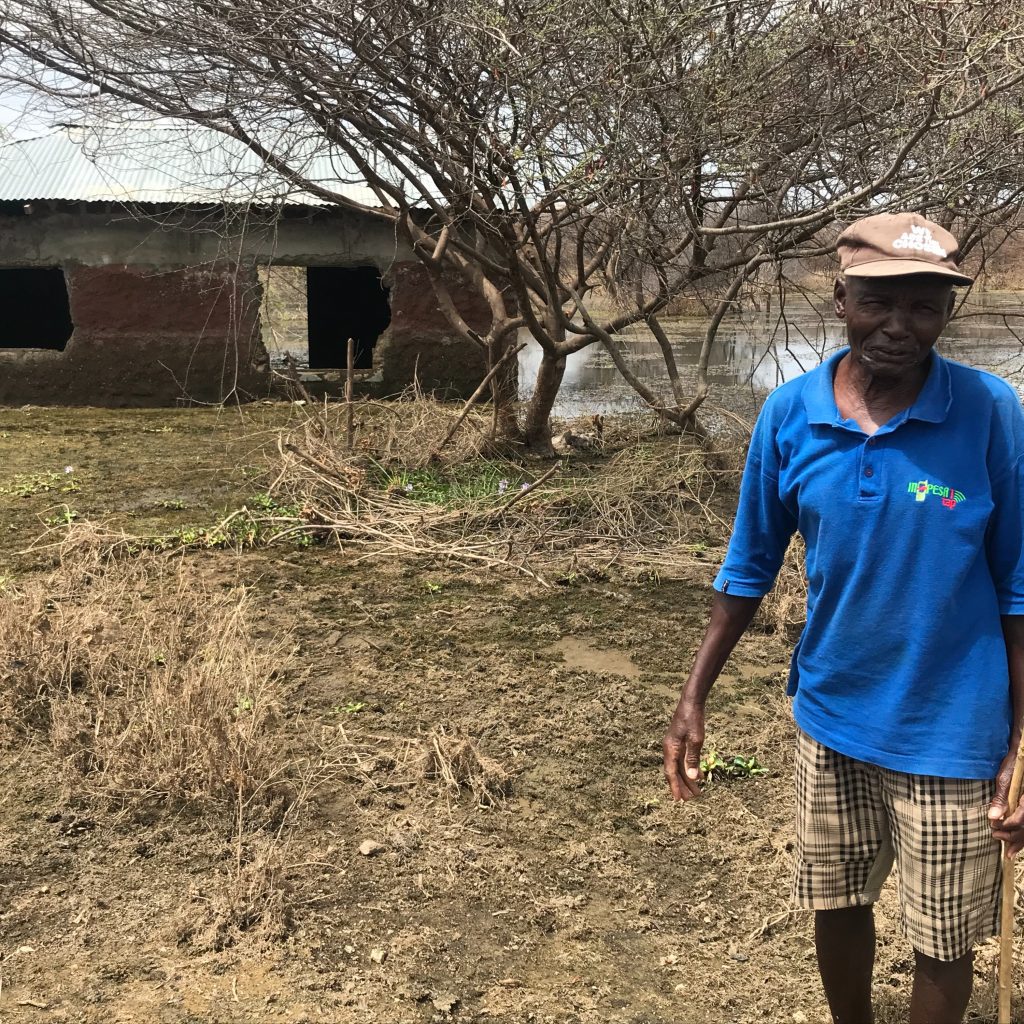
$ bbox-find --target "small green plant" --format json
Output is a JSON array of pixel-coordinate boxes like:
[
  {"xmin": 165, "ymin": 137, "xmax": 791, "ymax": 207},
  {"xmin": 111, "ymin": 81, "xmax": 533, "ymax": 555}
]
[
  {"xmin": 330, "ymin": 701, "xmax": 368, "ymax": 715},
  {"xmin": 700, "ymin": 751, "xmax": 768, "ymax": 783},
  {"xmin": 235, "ymin": 695, "xmax": 255, "ymax": 714},
  {"xmin": 159, "ymin": 498, "xmax": 189, "ymax": 510},
  {"xmin": 247, "ymin": 493, "xmax": 302, "ymax": 517},
  {"xmin": 1, "ymin": 472, "xmax": 62, "ymax": 497},
  {"xmin": 424, "ymin": 580, "xmax": 443, "ymax": 594},
  {"xmin": 554, "ymin": 565, "xmax": 608, "ymax": 587},
  {"xmin": 639, "ymin": 796, "xmax": 660, "ymax": 814},
  {"xmin": 149, "ymin": 495, "xmax": 310, "ymax": 551},
  {"xmin": 44, "ymin": 507, "xmax": 81, "ymax": 527}
]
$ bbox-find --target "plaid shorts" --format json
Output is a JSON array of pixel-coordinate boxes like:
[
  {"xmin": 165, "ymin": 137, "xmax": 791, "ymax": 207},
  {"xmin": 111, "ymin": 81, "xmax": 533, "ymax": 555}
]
[{"xmin": 792, "ymin": 729, "xmax": 1002, "ymax": 961}]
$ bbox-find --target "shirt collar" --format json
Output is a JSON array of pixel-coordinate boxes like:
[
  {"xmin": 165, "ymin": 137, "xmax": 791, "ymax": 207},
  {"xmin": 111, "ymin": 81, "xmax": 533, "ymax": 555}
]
[{"xmin": 803, "ymin": 348, "xmax": 952, "ymax": 428}]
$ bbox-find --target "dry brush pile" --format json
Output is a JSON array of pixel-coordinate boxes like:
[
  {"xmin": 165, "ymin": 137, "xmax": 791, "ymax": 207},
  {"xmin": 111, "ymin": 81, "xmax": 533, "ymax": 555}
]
[{"xmin": 255, "ymin": 392, "xmax": 739, "ymax": 585}]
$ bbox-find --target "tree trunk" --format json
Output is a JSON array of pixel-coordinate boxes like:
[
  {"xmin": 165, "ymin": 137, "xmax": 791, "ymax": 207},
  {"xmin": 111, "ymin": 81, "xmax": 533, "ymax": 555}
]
[{"xmin": 523, "ymin": 351, "xmax": 566, "ymax": 453}]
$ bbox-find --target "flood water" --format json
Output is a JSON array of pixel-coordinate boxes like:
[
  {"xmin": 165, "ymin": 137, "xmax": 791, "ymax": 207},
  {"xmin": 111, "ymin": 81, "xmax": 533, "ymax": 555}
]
[{"xmin": 521, "ymin": 294, "xmax": 1024, "ymax": 418}]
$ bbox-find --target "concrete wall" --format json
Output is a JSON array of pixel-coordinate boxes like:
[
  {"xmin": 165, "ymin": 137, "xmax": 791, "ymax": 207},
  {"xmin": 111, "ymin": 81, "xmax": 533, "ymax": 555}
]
[
  {"xmin": 0, "ymin": 203, "xmax": 414, "ymax": 268},
  {"xmin": 0, "ymin": 203, "xmax": 490, "ymax": 404}
]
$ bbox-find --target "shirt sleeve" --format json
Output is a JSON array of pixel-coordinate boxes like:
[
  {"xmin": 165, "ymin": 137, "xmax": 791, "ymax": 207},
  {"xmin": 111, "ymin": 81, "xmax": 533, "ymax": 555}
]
[
  {"xmin": 983, "ymin": 382, "xmax": 1024, "ymax": 615},
  {"xmin": 987, "ymin": 453, "xmax": 1024, "ymax": 615},
  {"xmin": 713, "ymin": 402, "xmax": 797, "ymax": 598}
]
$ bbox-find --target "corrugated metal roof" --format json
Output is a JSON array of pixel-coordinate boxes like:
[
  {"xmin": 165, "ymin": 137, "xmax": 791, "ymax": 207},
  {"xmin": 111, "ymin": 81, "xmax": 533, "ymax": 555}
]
[{"xmin": 0, "ymin": 125, "xmax": 382, "ymax": 208}]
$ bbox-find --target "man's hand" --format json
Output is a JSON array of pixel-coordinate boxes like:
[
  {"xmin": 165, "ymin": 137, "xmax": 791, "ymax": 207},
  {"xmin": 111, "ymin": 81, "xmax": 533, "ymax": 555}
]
[
  {"xmin": 662, "ymin": 593, "xmax": 762, "ymax": 803},
  {"xmin": 663, "ymin": 698, "xmax": 705, "ymax": 801},
  {"xmin": 988, "ymin": 739, "xmax": 1024, "ymax": 857}
]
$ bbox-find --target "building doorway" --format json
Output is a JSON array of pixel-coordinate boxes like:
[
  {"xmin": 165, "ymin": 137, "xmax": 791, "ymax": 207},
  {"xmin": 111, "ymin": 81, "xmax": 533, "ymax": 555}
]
[{"xmin": 306, "ymin": 266, "xmax": 391, "ymax": 370}]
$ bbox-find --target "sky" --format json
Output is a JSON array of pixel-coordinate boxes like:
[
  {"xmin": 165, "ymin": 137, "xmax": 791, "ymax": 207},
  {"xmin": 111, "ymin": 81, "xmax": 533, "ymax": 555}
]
[{"xmin": 0, "ymin": 84, "xmax": 61, "ymax": 139}]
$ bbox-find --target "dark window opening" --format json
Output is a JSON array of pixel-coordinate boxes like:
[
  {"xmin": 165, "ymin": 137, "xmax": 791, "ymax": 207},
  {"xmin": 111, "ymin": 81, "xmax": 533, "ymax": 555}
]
[
  {"xmin": 0, "ymin": 268, "xmax": 74, "ymax": 350},
  {"xmin": 306, "ymin": 266, "xmax": 390, "ymax": 370}
]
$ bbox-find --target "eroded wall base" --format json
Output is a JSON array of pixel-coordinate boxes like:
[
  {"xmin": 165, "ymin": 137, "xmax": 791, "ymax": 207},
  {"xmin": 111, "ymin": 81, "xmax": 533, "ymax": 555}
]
[{"xmin": 0, "ymin": 264, "xmax": 268, "ymax": 406}]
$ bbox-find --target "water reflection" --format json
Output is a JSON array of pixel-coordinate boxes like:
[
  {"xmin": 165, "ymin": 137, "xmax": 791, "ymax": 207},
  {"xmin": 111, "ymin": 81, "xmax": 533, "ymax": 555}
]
[{"xmin": 520, "ymin": 303, "xmax": 1024, "ymax": 417}]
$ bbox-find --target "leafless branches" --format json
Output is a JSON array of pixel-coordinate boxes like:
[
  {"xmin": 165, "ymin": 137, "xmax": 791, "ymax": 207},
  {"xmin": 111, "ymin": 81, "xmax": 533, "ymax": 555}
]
[{"xmin": 2, "ymin": 0, "xmax": 1024, "ymax": 444}]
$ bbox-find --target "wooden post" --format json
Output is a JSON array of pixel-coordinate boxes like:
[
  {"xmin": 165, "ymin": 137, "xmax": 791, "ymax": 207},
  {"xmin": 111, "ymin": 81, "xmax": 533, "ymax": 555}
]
[
  {"xmin": 346, "ymin": 337, "xmax": 355, "ymax": 451},
  {"xmin": 998, "ymin": 730, "xmax": 1024, "ymax": 1023}
]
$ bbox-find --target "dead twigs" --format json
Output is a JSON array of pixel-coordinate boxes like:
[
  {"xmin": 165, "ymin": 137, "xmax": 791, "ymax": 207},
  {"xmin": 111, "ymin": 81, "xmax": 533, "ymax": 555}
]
[
  {"xmin": 327, "ymin": 724, "xmax": 513, "ymax": 808},
  {"xmin": 497, "ymin": 459, "xmax": 561, "ymax": 513}
]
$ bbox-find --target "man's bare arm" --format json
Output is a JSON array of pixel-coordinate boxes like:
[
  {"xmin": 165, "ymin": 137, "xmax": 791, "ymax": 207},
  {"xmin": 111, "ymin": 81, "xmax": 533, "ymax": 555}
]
[{"xmin": 663, "ymin": 591, "xmax": 763, "ymax": 801}]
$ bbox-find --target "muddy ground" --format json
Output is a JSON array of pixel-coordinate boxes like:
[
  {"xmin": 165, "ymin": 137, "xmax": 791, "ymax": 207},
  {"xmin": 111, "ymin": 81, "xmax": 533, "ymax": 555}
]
[{"xmin": 0, "ymin": 405, "xmax": 1015, "ymax": 1023}]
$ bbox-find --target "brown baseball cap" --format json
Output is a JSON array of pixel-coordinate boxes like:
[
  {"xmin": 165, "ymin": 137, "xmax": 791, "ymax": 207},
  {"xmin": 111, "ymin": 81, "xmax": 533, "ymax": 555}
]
[{"xmin": 837, "ymin": 212, "xmax": 973, "ymax": 285}]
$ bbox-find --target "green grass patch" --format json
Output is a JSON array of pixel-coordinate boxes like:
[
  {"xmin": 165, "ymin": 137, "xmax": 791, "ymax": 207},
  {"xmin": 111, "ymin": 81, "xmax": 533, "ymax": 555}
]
[
  {"xmin": 372, "ymin": 461, "xmax": 527, "ymax": 507},
  {"xmin": 149, "ymin": 493, "xmax": 310, "ymax": 551},
  {"xmin": 1, "ymin": 471, "xmax": 80, "ymax": 497}
]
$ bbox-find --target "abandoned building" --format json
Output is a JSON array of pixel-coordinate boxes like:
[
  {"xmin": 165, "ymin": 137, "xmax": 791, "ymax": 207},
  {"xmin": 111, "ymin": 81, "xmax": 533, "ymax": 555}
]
[{"xmin": 0, "ymin": 125, "xmax": 490, "ymax": 405}]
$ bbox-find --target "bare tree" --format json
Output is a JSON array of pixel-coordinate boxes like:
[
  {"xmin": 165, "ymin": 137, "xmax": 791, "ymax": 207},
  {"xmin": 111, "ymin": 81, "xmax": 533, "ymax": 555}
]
[{"xmin": 2, "ymin": 0, "xmax": 1024, "ymax": 449}]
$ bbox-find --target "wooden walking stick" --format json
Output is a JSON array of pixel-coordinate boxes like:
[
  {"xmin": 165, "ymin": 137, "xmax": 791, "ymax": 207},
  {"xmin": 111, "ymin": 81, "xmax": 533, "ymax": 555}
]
[{"xmin": 998, "ymin": 730, "xmax": 1024, "ymax": 1024}]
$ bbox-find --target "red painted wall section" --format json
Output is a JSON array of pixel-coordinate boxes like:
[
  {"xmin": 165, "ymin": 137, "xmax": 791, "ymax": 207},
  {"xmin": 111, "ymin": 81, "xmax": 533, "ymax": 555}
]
[
  {"xmin": 0, "ymin": 264, "xmax": 269, "ymax": 406},
  {"xmin": 376, "ymin": 261, "xmax": 490, "ymax": 397}
]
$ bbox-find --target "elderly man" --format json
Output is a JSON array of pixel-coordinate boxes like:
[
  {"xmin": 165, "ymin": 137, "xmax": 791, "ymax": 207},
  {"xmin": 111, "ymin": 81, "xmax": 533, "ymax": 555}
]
[{"xmin": 663, "ymin": 212, "xmax": 1024, "ymax": 1024}]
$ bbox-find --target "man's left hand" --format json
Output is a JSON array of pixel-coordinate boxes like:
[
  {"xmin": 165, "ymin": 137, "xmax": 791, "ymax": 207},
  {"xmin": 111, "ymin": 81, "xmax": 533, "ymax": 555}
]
[{"xmin": 989, "ymin": 741, "xmax": 1024, "ymax": 857}]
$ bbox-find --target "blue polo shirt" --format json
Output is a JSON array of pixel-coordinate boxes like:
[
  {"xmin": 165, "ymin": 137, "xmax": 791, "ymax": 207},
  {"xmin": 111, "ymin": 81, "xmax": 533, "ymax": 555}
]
[{"xmin": 715, "ymin": 349, "xmax": 1024, "ymax": 779}]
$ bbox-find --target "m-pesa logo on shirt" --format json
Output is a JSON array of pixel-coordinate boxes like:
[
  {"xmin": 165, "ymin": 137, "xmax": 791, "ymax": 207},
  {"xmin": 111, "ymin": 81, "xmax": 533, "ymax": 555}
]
[{"xmin": 907, "ymin": 479, "xmax": 965, "ymax": 509}]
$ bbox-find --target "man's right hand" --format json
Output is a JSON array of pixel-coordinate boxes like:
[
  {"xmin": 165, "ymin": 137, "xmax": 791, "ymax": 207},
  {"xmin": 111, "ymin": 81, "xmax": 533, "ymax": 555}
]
[
  {"xmin": 662, "ymin": 593, "xmax": 762, "ymax": 803},
  {"xmin": 663, "ymin": 698, "xmax": 706, "ymax": 801}
]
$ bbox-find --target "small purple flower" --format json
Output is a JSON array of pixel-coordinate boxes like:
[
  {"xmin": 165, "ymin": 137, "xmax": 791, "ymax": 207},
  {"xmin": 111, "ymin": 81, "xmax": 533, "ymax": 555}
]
[
  {"xmin": 64, "ymin": 466, "xmax": 74, "ymax": 474},
  {"xmin": 520, "ymin": 482, "xmax": 530, "ymax": 491},
  {"xmin": 404, "ymin": 482, "xmax": 414, "ymax": 492},
  {"xmin": 497, "ymin": 479, "xmax": 509, "ymax": 494}
]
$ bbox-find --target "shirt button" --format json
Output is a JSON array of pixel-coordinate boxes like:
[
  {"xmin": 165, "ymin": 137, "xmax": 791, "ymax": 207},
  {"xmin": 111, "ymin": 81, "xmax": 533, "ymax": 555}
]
[
  {"xmin": 864, "ymin": 466, "xmax": 874, "ymax": 478},
  {"xmin": 868, "ymin": 438, "xmax": 876, "ymax": 446}
]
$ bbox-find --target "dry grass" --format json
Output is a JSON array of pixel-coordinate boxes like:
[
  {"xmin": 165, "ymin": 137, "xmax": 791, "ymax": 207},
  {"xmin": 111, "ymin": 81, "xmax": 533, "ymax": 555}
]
[
  {"xmin": 325, "ymin": 724, "xmax": 514, "ymax": 809},
  {"xmin": 287, "ymin": 381, "xmax": 497, "ymax": 471},
  {"xmin": 176, "ymin": 836, "xmax": 294, "ymax": 951},
  {"xmin": 423, "ymin": 727, "xmax": 513, "ymax": 807},
  {"xmin": 0, "ymin": 537, "xmax": 292, "ymax": 821},
  {"xmin": 0, "ymin": 535, "xmax": 305, "ymax": 947}
]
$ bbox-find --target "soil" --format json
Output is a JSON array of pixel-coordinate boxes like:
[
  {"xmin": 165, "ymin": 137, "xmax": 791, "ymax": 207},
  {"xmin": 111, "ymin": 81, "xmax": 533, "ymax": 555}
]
[{"xmin": 0, "ymin": 406, "xmax": 1011, "ymax": 1023}]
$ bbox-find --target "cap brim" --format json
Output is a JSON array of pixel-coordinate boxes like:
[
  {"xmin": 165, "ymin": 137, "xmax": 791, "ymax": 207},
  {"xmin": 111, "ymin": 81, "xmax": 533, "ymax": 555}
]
[{"xmin": 845, "ymin": 258, "xmax": 972, "ymax": 286}]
